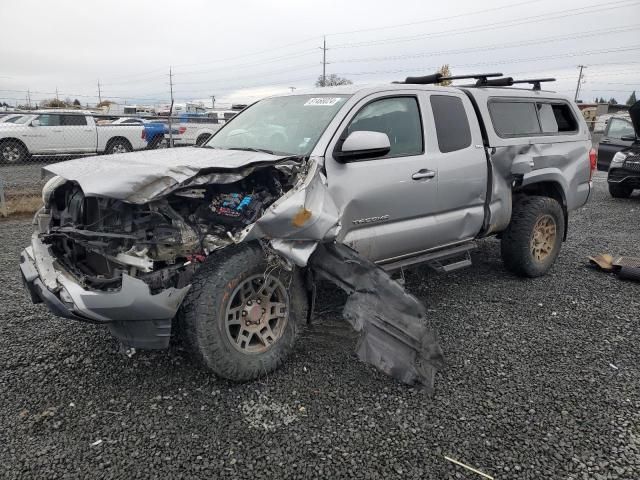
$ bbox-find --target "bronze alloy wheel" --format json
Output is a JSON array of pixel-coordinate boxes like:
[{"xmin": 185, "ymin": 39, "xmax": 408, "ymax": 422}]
[
  {"xmin": 225, "ymin": 274, "xmax": 289, "ymax": 354},
  {"xmin": 530, "ymin": 214, "xmax": 557, "ymax": 262}
]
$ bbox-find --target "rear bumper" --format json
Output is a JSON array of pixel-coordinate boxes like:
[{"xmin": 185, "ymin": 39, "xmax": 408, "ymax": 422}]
[{"xmin": 20, "ymin": 235, "xmax": 191, "ymax": 349}]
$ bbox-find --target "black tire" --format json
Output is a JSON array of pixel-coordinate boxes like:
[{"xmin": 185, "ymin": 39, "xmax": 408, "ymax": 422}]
[
  {"xmin": 196, "ymin": 134, "xmax": 212, "ymax": 146},
  {"xmin": 501, "ymin": 195, "xmax": 565, "ymax": 278},
  {"xmin": 0, "ymin": 140, "xmax": 28, "ymax": 164},
  {"xmin": 180, "ymin": 243, "xmax": 307, "ymax": 381},
  {"xmin": 106, "ymin": 138, "xmax": 132, "ymax": 155},
  {"xmin": 608, "ymin": 183, "xmax": 633, "ymax": 198}
]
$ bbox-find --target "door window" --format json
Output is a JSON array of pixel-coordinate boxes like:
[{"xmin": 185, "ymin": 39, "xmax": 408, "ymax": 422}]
[
  {"xmin": 61, "ymin": 115, "xmax": 87, "ymax": 126},
  {"xmin": 430, "ymin": 95, "xmax": 472, "ymax": 153},
  {"xmin": 607, "ymin": 118, "xmax": 635, "ymax": 139},
  {"xmin": 38, "ymin": 114, "xmax": 62, "ymax": 126},
  {"xmin": 346, "ymin": 97, "xmax": 423, "ymax": 157}
]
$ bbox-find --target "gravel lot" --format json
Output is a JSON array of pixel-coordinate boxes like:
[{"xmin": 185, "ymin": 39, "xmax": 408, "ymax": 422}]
[{"xmin": 1, "ymin": 172, "xmax": 639, "ymax": 479}]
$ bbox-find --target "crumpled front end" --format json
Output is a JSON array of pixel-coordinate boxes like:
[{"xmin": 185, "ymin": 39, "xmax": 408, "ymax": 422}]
[{"xmin": 21, "ymin": 152, "xmax": 442, "ymax": 388}]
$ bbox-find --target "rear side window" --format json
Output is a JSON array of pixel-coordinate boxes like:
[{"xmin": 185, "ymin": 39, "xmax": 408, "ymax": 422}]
[
  {"xmin": 430, "ymin": 95, "xmax": 472, "ymax": 153},
  {"xmin": 537, "ymin": 103, "xmax": 577, "ymax": 133},
  {"xmin": 62, "ymin": 115, "xmax": 87, "ymax": 126},
  {"xmin": 347, "ymin": 96, "xmax": 423, "ymax": 157},
  {"xmin": 489, "ymin": 101, "xmax": 540, "ymax": 136},
  {"xmin": 38, "ymin": 114, "xmax": 61, "ymax": 126}
]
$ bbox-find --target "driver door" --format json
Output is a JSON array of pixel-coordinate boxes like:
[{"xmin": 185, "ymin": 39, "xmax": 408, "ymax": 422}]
[{"xmin": 324, "ymin": 92, "xmax": 440, "ymax": 263}]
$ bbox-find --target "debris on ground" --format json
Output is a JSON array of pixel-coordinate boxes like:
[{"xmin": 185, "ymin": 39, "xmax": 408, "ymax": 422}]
[
  {"xmin": 444, "ymin": 456, "xmax": 494, "ymax": 479},
  {"xmin": 308, "ymin": 243, "xmax": 444, "ymax": 392},
  {"xmin": 588, "ymin": 254, "xmax": 640, "ymax": 281}
]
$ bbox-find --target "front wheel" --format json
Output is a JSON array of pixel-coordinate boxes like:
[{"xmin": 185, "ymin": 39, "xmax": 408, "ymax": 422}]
[
  {"xmin": 608, "ymin": 183, "xmax": 633, "ymax": 198},
  {"xmin": 180, "ymin": 244, "xmax": 307, "ymax": 381},
  {"xmin": 0, "ymin": 141, "xmax": 28, "ymax": 164},
  {"xmin": 501, "ymin": 196, "xmax": 565, "ymax": 278}
]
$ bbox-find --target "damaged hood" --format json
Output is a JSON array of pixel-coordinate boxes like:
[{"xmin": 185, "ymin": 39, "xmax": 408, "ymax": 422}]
[{"xmin": 44, "ymin": 147, "xmax": 296, "ymax": 203}]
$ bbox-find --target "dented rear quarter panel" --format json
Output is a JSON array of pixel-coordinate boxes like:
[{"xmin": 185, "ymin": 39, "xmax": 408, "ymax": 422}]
[{"xmin": 466, "ymin": 88, "xmax": 591, "ymax": 234}]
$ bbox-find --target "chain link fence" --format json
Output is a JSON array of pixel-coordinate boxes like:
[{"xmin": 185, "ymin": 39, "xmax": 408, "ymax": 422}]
[{"xmin": 0, "ymin": 109, "xmax": 240, "ymax": 216}]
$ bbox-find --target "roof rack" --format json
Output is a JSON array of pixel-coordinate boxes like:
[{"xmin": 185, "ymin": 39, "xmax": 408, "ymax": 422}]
[
  {"xmin": 395, "ymin": 72, "xmax": 503, "ymax": 85},
  {"xmin": 470, "ymin": 77, "xmax": 556, "ymax": 90}
]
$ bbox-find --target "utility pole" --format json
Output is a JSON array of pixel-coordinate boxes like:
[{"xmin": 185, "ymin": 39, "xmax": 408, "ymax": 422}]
[
  {"xmin": 574, "ymin": 65, "xmax": 586, "ymax": 102},
  {"xmin": 321, "ymin": 36, "xmax": 327, "ymax": 87},
  {"xmin": 289, "ymin": 86, "xmax": 296, "ymax": 93},
  {"xmin": 211, "ymin": 95, "xmax": 215, "ymax": 109},
  {"xmin": 168, "ymin": 66, "xmax": 174, "ymax": 148},
  {"xmin": 55, "ymin": 87, "xmax": 59, "ymax": 101},
  {"xmin": 97, "ymin": 80, "xmax": 102, "ymax": 105}
]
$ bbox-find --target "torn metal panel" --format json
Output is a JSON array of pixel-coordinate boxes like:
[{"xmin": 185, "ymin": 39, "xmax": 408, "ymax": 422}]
[
  {"xmin": 240, "ymin": 158, "xmax": 341, "ymax": 266},
  {"xmin": 308, "ymin": 243, "xmax": 444, "ymax": 392},
  {"xmin": 44, "ymin": 148, "xmax": 301, "ymax": 203}
]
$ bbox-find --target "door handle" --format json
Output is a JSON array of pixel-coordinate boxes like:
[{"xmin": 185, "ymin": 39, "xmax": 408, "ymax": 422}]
[
  {"xmin": 600, "ymin": 138, "xmax": 610, "ymax": 143},
  {"xmin": 53, "ymin": 129, "xmax": 63, "ymax": 132},
  {"xmin": 412, "ymin": 169, "xmax": 436, "ymax": 180}
]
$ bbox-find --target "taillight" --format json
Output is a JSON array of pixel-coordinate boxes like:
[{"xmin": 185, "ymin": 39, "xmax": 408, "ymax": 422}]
[
  {"xmin": 589, "ymin": 147, "xmax": 597, "ymax": 180},
  {"xmin": 141, "ymin": 129, "xmax": 146, "ymax": 140},
  {"xmin": 178, "ymin": 126, "xmax": 187, "ymax": 134}
]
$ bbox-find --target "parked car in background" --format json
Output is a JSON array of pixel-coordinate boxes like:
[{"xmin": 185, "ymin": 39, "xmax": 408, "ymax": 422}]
[
  {"xmin": 167, "ymin": 110, "xmax": 239, "ymax": 146},
  {"xmin": 597, "ymin": 115, "xmax": 635, "ymax": 170},
  {"xmin": 607, "ymin": 101, "xmax": 640, "ymax": 197},
  {"xmin": 0, "ymin": 110, "xmax": 146, "ymax": 163}
]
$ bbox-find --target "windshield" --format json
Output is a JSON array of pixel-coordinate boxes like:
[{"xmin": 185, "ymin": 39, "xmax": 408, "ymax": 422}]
[{"xmin": 205, "ymin": 94, "xmax": 350, "ymax": 156}]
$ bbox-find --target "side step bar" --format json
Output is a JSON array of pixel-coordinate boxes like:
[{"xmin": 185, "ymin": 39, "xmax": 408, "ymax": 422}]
[{"xmin": 380, "ymin": 242, "xmax": 476, "ymax": 273}]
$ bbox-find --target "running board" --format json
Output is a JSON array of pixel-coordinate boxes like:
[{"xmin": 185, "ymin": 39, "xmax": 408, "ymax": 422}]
[{"xmin": 381, "ymin": 242, "xmax": 476, "ymax": 273}]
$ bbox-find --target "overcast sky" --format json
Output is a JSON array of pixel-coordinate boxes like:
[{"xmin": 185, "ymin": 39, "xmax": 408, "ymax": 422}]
[{"xmin": 1, "ymin": 0, "xmax": 639, "ymax": 108}]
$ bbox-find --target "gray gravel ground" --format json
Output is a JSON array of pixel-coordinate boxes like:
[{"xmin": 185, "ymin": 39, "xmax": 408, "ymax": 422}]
[{"xmin": 1, "ymin": 172, "xmax": 639, "ymax": 479}]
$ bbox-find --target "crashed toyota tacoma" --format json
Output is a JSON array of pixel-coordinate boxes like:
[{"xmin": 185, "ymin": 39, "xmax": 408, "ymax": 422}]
[{"xmin": 20, "ymin": 73, "xmax": 594, "ymax": 390}]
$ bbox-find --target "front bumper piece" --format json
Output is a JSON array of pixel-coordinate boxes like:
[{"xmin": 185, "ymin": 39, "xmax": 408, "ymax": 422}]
[{"xmin": 19, "ymin": 234, "xmax": 190, "ymax": 349}]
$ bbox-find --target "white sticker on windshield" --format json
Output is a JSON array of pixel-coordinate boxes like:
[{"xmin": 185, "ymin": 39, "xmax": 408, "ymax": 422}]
[{"xmin": 304, "ymin": 97, "xmax": 342, "ymax": 106}]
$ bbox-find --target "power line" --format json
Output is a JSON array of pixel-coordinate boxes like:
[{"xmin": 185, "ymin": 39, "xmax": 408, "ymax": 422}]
[
  {"xmin": 331, "ymin": 0, "xmax": 640, "ymax": 49},
  {"xmin": 332, "ymin": 24, "xmax": 640, "ymax": 64},
  {"xmin": 324, "ymin": 0, "xmax": 544, "ymax": 37}
]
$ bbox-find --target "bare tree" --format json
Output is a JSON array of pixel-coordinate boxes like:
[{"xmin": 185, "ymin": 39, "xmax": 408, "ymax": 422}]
[
  {"xmin": 437, "ymin": 65, "xmax": 452, "ymax": 86},
  {"xmin": 316, "ymin": 74, "xmax": 353, "ymax": 87}
]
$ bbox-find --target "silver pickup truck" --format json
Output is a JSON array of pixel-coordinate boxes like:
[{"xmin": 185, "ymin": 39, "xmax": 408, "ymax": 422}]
[{"xmin": 20, "ymin": 73, "xmax": 595, "ymax": 386}]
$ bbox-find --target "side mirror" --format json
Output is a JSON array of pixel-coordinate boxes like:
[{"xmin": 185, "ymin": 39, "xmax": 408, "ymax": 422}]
[
  {"xmin": 30, "ymin": 119, "xmax": 40, "ymax": 127},
  {"xmin": 621, "ymin": 134, "xmax": 637, "ymax": 142},
  {"xmin": 334, "ymin": 130, "xmax": 391, "ymax": 161}
]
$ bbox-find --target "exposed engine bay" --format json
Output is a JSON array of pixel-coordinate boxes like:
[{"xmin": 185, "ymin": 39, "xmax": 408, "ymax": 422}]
[{"xmin": 42, "ymin": 166, "xmax": 295, "ymax": 292}]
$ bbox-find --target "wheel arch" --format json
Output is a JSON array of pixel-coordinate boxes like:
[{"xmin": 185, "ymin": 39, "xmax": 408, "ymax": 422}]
[
  {"xmin": 0, "ymin": 137, "xmax": 29, "ymax": 152},
  {"xmin": 105, "ymin": 136, "xmax": 133, "ymax": 152}
]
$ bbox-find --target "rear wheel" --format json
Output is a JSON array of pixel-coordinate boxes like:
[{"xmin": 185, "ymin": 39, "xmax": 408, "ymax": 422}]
[
  {"xmin": 106, "ymin": 138, "xmax": 132, "ymax": 155},
  {"xmin": 180, "ymin": 244, "xmax": 307, "ymax": 381},
  {"xmin": 0, "ymin": 141, "xmax": 27, "ymax": 164},
  {"xmin": 608, "ymin": 183, "xmax": 633, "ymax": 198},
  {"xmin": 501, "ymin": 195, "xmax": 565, "ymax": 277}
]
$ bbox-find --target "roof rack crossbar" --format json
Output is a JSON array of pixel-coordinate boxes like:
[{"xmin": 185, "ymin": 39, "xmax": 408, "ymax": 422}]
[
  {"xmin": 511, "ymin": 78, "xmax": 556, "ymax": 91},
  {"xmin": 398, "ymin": 72, "xmax": 503, "ymax": 85}
]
